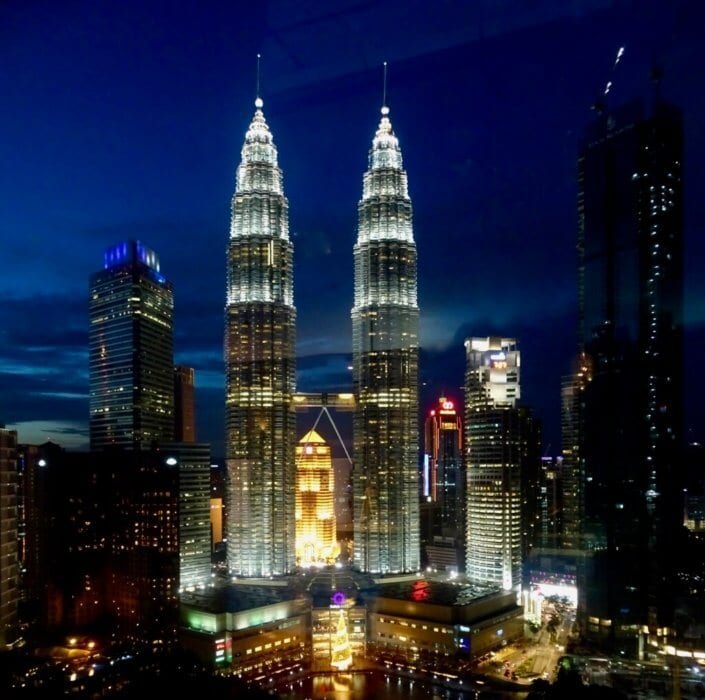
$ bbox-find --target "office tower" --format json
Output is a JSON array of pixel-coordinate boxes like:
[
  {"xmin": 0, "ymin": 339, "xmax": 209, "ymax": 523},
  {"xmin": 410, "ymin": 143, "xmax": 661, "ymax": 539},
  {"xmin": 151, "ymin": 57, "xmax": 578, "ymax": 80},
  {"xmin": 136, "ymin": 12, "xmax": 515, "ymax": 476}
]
[
  {"xmin": 89, "ymin": 240, "xmax": 175, "ymax": 450},
  {"xmin": 0, "ymin": 427, "xmax": 20, "ymax": 648},
  {"xmin": 174, "ymin": 366, "xmax": 196, "ymax": 442},
  {"xmin": 110, "ymin": 448, "xmax": 180, "ymax": 646},
  {"xmin": 538, "ymin": 456, "xmax": 563, "ymax": 548},
  {"xmin": 464, "ymin": 337, "xmax": 539, "ymax": 592},
  {"xmin": 16, "ymin": 444, "xmax": 47, "ymax": 628},
  {"xmin": 225, "ymin": 95, "xmax": 296, "ymax": 577},
  {"xmin": 578, "ymin": 98, "xmax": 684, "ymax": 649},
  {"xmin": 421, "ymin": 396, "xmax": 464, "ymax": 572},
  {"xmin": 295, "ymin": 430, "xmax": 339, "ymax": 567},
  {"xmin": 162, "ymin": 443, "xmax": 212, "ymax": 590},
  {"xmin": 560, "ymin": 355, "xmax": 590, "ymax": 550},
  {"xmin": 352, "ymin": 97, "xmax": 420, "ymax": 574}
]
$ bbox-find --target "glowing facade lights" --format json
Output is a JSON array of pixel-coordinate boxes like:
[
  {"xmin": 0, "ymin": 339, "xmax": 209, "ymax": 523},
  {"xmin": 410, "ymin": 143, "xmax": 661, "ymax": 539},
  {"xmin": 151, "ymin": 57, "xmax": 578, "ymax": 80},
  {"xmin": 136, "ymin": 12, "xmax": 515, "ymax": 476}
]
[
  {"xmin": 295, "ymin": 430, "xmax": 340, "ymax": 567},
  {"xmin": 464, "ymin": 337, "xmax": 524, "ymax": 592},
  {"xmin": 352, "ymin": 102, "xmax": 420, "ymax": 574},
  {"xmin": 225, "ymin": 98, "xmax": 296, "ymax": 577}
]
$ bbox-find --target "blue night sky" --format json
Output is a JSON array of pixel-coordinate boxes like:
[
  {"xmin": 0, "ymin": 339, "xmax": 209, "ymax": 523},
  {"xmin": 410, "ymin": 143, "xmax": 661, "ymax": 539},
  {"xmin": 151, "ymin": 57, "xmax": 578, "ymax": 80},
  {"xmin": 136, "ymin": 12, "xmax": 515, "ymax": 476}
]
[{"xmin": 2, "ymin": 0, "xmax": 704, "ymax": 457}]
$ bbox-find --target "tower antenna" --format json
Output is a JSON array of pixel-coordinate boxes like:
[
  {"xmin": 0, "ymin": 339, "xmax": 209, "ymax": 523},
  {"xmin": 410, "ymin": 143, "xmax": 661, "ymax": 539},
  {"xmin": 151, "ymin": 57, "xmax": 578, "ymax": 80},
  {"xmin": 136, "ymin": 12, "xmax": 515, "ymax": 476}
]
[
  {"xmin": 255, "ymin": 53, "xmax": 263, "ymax": 108},
  {"xmin": 382, "ymin": 61, "xmax": 389, "ymax": 114}
]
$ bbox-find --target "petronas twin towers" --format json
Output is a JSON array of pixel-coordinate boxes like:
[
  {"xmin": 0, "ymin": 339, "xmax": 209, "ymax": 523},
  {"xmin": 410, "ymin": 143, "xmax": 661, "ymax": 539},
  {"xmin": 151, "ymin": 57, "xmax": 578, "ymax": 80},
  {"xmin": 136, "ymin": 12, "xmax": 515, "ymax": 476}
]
[{"xmin": 225, "ymin": 89, "xmax": 419, "ymax": 577}]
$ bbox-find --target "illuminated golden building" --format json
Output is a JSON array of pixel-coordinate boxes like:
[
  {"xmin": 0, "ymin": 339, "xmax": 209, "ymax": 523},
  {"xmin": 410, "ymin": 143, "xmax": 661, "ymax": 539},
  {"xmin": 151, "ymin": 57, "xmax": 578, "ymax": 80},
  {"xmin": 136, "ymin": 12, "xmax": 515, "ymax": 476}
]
[{"xmin": 295, "ymin": 430, "xmax": 339, "ymax": 567}]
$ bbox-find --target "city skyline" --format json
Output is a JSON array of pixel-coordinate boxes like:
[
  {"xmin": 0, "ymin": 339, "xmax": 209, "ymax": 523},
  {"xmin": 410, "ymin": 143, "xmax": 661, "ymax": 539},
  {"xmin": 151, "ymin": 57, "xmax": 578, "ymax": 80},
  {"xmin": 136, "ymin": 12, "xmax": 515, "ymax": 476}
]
[{"xmin": 3, "ymin": 1, "xmax": 705, "ymax": 457}]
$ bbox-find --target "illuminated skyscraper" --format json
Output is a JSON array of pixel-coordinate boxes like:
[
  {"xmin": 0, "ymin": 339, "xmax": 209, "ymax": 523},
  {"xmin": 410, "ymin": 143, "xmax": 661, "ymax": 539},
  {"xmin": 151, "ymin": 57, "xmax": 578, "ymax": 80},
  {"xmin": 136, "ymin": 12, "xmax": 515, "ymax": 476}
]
[
  {"xmin": 578, "ymin": 99, "xmax": 683, "ymax": 649},
  {"xmin": 225, "ymin": 95, "xmax": 296, "ymax": 577},
  {"xmin": 352, "ymin": 97, "xmax": 420, "ymax": 573},
  {"xmin": 421, "ymin": 396, "xmax": 464, "ymax": 572},
  {"xmin": 295, "ymin": 430, "xmax": 339, "ymax": 567},
  {"xmin": 89, "ymin": 240, "xmax": 174, "ymax": 450},
  {"xmin": 464, "ymin": 337, "xmax": 539, "ymax": 592}
]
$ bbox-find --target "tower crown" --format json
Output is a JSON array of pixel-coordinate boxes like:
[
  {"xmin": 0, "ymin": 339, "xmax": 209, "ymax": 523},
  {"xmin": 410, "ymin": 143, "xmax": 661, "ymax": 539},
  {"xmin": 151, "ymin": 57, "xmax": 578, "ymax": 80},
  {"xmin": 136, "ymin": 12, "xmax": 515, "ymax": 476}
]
[
  {"xmin": 233, "ymin": 99, "xmax": 285, "ymax": 202},
  {"xmin": 369, "ymin": 107, "xmax": 403, "ymax": 171}
]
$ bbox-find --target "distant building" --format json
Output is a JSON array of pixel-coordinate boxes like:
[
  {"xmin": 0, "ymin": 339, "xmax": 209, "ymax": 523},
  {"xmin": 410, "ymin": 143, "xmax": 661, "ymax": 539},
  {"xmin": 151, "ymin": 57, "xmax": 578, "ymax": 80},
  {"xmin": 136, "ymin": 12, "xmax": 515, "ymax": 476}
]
[
  {"xmin": 352, "ymin": 99, "xmax": 420, "ymax": 574},
  {"xmin": 89, "ymin": 240, "xmax": 175, "ymax": 450},
  {"xmin": 174, "ymin": 366, "xmax": 196, "ymax": 442},
  {"xmin": 162, "ymin": 443, "xmax": 212, "ymax": 590},
  {"xmin": 560, "ymin": 356, "xmax": 590, "ymax": 549},
  {"xmin": 464, "ymin": 337, "xmax": 540, "ymax": 592},
  {"xmin": 0, "ymin": 427, "xmax": 20, "ymax": 648},
  {"xmin": 421, "ymin": 396, "xmax": 464, "ymax": 573},
  {"xmin": 578, "ymin": 99, "xmax": 684, "ymax": 651},
  {"xmin": 538, "ymin": 456, "xmax": 563, "ymax": 548}
]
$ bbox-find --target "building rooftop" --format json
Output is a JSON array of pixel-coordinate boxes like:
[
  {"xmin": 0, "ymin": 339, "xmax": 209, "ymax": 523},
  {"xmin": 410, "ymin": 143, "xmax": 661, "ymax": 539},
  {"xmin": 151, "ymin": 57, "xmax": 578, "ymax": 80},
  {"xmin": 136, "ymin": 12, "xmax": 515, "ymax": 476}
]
[
  {"xmin": 181, "ymin": 582, "xmax": 303, "ymax": 614},
  {"xmin": 374, "ymin": 577, "xmax": 501, "ymax": 607}
]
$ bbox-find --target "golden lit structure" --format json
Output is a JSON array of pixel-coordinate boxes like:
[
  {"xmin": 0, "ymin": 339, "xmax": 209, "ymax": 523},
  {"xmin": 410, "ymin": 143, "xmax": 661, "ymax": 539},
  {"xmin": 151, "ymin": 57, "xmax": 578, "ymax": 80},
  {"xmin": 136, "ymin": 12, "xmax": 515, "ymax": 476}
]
[
  {"xmin": 330, "ymin": 608, "xmax": 352, "ymax": 671},
  {"xmin": 295, "ymin": 430, "xmax": 339, "ymax": 567}
]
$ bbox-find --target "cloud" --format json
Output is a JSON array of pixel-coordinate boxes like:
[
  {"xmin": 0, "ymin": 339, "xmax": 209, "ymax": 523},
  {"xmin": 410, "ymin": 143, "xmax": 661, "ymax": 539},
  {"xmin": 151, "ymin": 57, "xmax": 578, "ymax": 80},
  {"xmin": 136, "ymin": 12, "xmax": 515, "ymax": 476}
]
[{"xmin": 7, "ymin": 420, "xmax": 89, "ymax": 450}]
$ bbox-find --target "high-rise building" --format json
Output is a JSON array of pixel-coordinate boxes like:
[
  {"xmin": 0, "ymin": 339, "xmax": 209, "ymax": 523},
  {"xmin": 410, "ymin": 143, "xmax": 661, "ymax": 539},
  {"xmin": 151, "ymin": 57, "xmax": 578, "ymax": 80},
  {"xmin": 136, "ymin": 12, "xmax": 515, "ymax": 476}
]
[
  {"xmin": 110, "ymin": 448, "xmax": 180, "ymax": 647},
  {"xmin": 295, "ymin": 430, "xmax": 339, "ymax": 567},
  {"xmin": 174, "ymin": 366, "xmax": 196, "ymax": 442},
  {"xmin": 464, "ymin": 337, "xmax": 540, "ymax": 592},
  {"xmin": 89, "ymin": 240, "xmax": 175, "ymax": 450},
  {"xmin": 225, "ymin": 95, "xmax": 296, "ymax": 577},
  {"xmin": 162, "ymin": 443, "xmax": 212, "ymax": 591},
  {"xmin": 421, "ymin": 396, "xmax": 464, "ymax": 572},
  {"xmin": 352, "ymin": 98, "xmax": 420, "ymax": 574},
  {"xmin": 578, "ymin": 98, "xmax": 684, "ymax": 650},
  {"xmin": 560, "ymin": 355, "xmax": 590, "ymax": 550},
  {"xmin": 0, "ymin": 427, "xmax": 20, "ymax": 648}
]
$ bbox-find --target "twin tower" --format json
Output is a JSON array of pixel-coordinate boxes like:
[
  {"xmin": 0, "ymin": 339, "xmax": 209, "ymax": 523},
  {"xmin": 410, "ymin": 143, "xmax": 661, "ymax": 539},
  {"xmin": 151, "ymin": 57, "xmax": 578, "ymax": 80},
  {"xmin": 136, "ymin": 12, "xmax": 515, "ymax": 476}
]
[{"xmin": 225, "ymin": 94, "xmax": 420, "ymax": 577}]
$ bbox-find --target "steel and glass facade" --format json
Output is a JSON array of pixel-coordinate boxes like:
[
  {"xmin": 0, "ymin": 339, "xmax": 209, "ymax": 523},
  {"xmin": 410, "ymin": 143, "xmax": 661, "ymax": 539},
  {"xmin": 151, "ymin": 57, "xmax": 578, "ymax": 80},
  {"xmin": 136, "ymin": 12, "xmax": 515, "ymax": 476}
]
[
  {"xmin": 464, "ymin": 338, "xmax": 523, "ymax": 592},
  {"xmin": 422, "ymin": 397, "xmax": 464, "ymax": 572},
  {"xmin": 352, "ymin": 103, "xmax": 420, "ymax": 573},
  {"xmin": 578, "ymin": 99, "xmax": 684, "ymax": 647},
  {"xmin": 89, "ymin": 240, "xmax": 174, "ymax": 450},
  {"xmin": 162, "ymin": 443, "xmax": 212, "ymax": 591},
  {"xmin": 225, "ymin": 97, "xmax": 296, "ymax": 577}
]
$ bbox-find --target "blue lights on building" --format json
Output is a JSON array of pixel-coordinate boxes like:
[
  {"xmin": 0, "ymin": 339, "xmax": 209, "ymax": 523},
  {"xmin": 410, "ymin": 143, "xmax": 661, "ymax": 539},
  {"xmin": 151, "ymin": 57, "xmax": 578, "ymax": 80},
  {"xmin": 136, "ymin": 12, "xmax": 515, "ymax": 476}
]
[{"xmin": 104, "ymin": 240, "xmax": 160, "ymax": 272}]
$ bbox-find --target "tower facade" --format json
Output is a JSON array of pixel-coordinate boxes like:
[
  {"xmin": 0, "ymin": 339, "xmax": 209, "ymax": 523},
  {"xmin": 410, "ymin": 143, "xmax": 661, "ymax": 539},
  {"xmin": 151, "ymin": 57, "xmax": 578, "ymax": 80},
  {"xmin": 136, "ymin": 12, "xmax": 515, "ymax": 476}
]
[
  {"xmin": 578, "ymin": 99, "xmax": 684, "ymax": 647},
  {"xmin": 421, "ymin": 396, "xmax": 464, "ymax": 572},
  {"xmin": 163, "ymin": 443, "xmax": 212, "ymax": 591},
  {"xmin": 89, "ymin": 240, "xmax": 174, "ymax": 450},
  {"xmin": 174, "ymin": 366, "xmax": 196, "ymax": 442},
  {"xmin": 225, "ymin": 97, "xmax": 296, "ymax": 577},
  {"xmin": 295, "ymin": 430, "xmax": 339, "ymax": 567},
  {"xmin": 0, "ymin": 427, "xmax": 20, "ymax": 648},
  {"xmin": 352, "ymin": 101, "xmax": 420, "ymax": 574},
  {"xmin": 464, "ymin": 337, "xmax": 537, "ymax": 592}
]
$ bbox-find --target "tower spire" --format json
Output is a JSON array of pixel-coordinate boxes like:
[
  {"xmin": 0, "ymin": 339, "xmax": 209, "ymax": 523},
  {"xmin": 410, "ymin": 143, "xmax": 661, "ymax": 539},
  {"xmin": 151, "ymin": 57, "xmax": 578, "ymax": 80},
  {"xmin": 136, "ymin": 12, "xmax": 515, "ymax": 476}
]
[
  {"xmin": 255, "ymin": 53, "xmax": 263, "ymax": 109},
  {"xmin": 381, "ymin": 61, "xmax": 389, "ymax": 115}
]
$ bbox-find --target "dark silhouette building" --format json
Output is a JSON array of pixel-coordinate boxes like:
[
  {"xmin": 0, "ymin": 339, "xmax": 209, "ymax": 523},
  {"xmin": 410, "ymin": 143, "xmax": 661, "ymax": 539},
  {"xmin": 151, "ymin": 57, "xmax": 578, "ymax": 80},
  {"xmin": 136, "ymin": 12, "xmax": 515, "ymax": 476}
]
[
  {"xmin": 174, "ymin": 366, "xmax": 196, "ymax": 442},
  {"xmin": 578, "ymin": 98, "xmax": 684, "ymax": 652}
]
